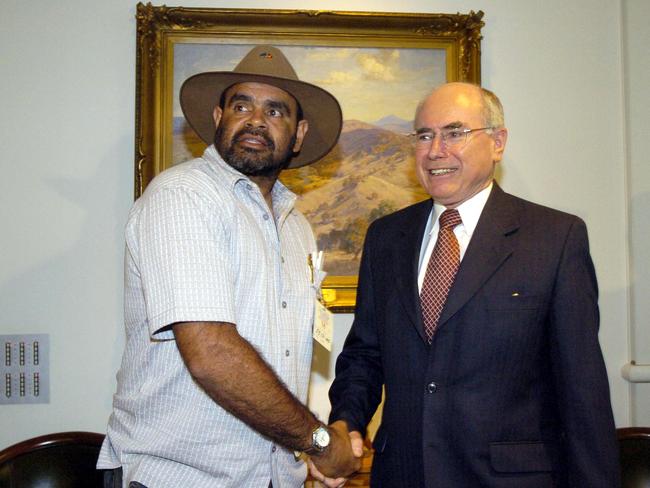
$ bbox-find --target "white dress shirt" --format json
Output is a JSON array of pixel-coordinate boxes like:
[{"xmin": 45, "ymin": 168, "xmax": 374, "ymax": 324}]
[{"xmin": 417, "ymin": 183, "xmax": 493, "ymax": 292}]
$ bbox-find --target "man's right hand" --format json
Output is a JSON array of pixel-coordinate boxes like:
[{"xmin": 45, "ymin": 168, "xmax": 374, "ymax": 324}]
[{"xmin": 310, "ymin": 420, "xmax": 361, "ymax": 479}]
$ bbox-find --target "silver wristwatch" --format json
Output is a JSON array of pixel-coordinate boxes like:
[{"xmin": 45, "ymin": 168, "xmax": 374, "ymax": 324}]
[{"xmin": 304, "ymin": 425, "xmax": 331, "ymax": 454}]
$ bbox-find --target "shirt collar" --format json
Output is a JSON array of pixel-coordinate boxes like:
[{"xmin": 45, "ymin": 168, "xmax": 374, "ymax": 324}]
[
  {"xmin": 202, "ymin": 144, "xmax": 297, "ymax": 218},
  {"xmin": 202, "ymin": 145, "xmax": 248, "ymax": 188},
  {"xmin": 432, "ymin": 181, "xmax": 493, "ymax": 238}
]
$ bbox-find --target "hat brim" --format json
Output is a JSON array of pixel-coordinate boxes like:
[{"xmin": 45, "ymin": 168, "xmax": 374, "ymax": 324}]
[{"xmin": 180, "ymin": 72, "xmax": 343, "ymax": 169}]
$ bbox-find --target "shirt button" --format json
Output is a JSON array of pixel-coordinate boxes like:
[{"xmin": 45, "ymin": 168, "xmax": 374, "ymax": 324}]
[
  {"xmin": 285, "ymin": 350, "xmax": 290, "ymax": 357},
  {"xmin": 426, "ymin": 382, "xmax": 438, "ymax": 394},
  {"xmin": 263, "ymin": 213, "xmax": 270, "ymax": 221},
  {"xmin": 281, "ymin": 256, "xmax": 285, "ymax": 263},
  {"xmin": 246, "ymin": 184, "xmax": 252, "ymax": 190},
  {"xmin": 282, "ymin": 301, "xmax": 287, "ymax": 308},
  {"xmin": 271, "ymin": 445, "xmax": 277, "ymax": 453}
]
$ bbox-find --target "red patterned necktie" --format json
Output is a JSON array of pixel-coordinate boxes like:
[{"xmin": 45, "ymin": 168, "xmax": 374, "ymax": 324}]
[{"xmin": 420, "ymin": 209, "xmax": 463, "ymax": 343}]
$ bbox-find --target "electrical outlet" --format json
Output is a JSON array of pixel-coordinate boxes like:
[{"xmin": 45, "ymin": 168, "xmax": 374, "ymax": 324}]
[{"xmin": 1, "ymin": 334, "xmax": 49, "ymax": 404}]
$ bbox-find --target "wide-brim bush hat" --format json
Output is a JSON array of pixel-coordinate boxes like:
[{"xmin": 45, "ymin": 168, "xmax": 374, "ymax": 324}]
[{"xmin": 180, "ymin": 45, "xmax": 343, "ymax": 168}]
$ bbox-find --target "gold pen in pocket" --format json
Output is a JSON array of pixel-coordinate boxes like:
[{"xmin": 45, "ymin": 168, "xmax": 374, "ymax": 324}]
[{"xmin": 307, "ymin": 254, "xmax": 314, "ymax": 284}]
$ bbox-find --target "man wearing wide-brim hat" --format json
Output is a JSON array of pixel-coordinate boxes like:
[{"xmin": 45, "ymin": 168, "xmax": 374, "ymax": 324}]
[{"xmin": 98, "ymin": 45, "xmax": 359, "ymax": 488}]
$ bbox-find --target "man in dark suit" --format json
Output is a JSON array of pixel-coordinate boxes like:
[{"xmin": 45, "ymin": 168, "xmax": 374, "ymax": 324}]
[{"xmin": 327, "ymin": 83, "xmax": 620, "ymax": 487}]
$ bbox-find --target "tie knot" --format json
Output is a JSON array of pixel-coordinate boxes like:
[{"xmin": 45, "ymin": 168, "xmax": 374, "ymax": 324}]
[{"xmin": 438, "ymin": 209, "xmax": 462, "ymax": 229}]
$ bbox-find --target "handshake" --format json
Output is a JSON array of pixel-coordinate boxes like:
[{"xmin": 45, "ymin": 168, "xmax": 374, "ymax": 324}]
[{"xmin": 305, "ymin": 420, "xmax": 365, "ymax": 488}]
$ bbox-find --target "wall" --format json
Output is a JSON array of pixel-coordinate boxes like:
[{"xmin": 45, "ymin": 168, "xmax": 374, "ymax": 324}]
[
  {"xmin": 622, "ymin": 0, "xmax": 650, "ymax": 425},
  {"xmin": 0, "ymin": 0, "xmax": 643, "ymax": 448}
]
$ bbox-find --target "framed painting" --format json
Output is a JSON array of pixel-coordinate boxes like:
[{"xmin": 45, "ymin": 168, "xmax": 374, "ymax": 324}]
[{"xmin": 135, "ymin": 3, "xmax": 484, "ymax": 311}]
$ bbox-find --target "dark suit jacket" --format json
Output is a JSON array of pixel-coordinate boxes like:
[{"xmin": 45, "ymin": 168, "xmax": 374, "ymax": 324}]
[{"xmin": 329, "ymin": 184, "xmax": 620, "ymax": 487}]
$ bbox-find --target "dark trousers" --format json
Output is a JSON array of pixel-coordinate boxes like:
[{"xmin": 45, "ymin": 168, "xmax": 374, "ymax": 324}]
[{"xmin": 102, "ymin": 467, "xmax": 147, "ymax": 488}]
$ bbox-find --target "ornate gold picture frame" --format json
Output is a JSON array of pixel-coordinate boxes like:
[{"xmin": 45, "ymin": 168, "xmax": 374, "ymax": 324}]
[{"xmin": 135, "ymin": 3, "xmax": 483, "ymax": 311}]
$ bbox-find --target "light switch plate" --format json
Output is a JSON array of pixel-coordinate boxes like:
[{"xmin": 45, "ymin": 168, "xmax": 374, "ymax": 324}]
[{"xmin": 1, "ymin": 334, "xmax": 50, "ymax": 404}]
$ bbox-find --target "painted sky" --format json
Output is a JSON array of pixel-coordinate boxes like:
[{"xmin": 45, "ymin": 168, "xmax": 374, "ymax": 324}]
[{"xmin": 173, "ymin": 42, "xmax": 446, "ymax": 124}]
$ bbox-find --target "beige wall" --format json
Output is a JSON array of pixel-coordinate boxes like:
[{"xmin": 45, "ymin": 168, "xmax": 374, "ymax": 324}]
[
  {"xmin": 622, "ymin": 0, "xmax": 650, "ymax": 425},
  {"xmin": 1, "ymin": 0, "xmax": 646, "ymax": 448}
]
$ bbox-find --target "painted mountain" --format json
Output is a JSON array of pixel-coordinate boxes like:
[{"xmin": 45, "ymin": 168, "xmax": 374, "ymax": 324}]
[
  {"xmin": 373, "ymin": 114, "xmax": 414, "ymax": 135},
  {"xmin": 173, "ymin": 116, "xmax": 428, "ymax": 276}
]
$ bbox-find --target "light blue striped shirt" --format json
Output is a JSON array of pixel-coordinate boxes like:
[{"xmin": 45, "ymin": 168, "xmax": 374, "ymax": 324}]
[{"xmin": 98, "ymin": 145, "xmax": 318, "ymax": 487}]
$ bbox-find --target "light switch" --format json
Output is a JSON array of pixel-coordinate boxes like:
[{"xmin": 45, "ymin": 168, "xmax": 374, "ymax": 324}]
[{"xmin": 1, "ymin": 334, "xmax": 49, "ymax": 404}]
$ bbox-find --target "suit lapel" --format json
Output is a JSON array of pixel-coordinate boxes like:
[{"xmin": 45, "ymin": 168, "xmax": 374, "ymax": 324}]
[
  {"xmin": 393, "ymin": 199, "xmax": 432, "ymax": 342},
  {"xmin": 437, "ymin": 184, "xmax": 521, "ymax": 328}
]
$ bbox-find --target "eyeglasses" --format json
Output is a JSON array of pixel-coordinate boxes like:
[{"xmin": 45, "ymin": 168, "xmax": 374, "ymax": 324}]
[{"xmin": 408, "ymin": 127, "xmax": 495, "ymax": 149}]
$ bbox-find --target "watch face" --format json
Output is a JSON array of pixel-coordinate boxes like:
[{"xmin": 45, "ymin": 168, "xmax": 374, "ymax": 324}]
[{"xmin": 314, "ymin": 427, "xmax": 330, "ymax": 449}]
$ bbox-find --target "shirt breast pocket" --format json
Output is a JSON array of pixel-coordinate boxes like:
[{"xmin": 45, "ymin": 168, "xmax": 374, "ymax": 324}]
[
  {"xmin": 311, "ymin": 269, "xmax": 326, "ymax": 296},
  {"xmin": 285, "ymin": 266, "xmax": 324, "ymax": 307}
]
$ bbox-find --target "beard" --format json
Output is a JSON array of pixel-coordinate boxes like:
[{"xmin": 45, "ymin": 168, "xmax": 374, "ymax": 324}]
[{"xmin": 215, "ymin": 126, "xmax": 296, "ymax": 177}]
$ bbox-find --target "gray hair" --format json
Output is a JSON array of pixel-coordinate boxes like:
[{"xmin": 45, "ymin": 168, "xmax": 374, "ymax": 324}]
[
  {"xmin": 479, "ymin": 87, "xmax": 504, "ymax": 128},
  {"xmin": 415, "ymin": 83, "xmax": 505, "ymax": 128}
]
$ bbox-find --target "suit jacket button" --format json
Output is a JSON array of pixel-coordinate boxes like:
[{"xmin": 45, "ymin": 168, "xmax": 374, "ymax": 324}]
[{"xmin": 426, "ymin": 382, "xmax": 438, "ymax": 393}]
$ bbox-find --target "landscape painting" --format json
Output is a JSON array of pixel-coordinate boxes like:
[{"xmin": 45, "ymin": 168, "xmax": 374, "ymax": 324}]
[
  {"xmin": 172, "ymin": 43, "xmax": 443, "ymax": 276},
  {"xmin": 135, "ymin": 6, "xmax": 484, "ymax": 310}
]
